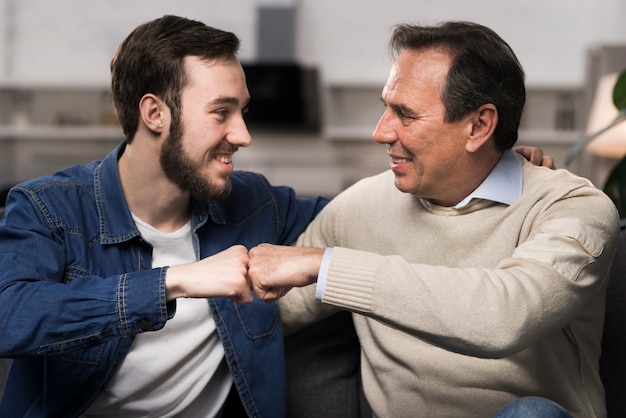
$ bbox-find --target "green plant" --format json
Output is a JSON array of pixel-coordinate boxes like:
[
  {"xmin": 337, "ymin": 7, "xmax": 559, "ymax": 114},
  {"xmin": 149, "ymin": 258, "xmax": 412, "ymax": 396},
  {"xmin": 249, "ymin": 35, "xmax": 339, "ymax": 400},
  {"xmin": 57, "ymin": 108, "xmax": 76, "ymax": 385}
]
[{"xmin": 565, "ymin": 70, "xmax": 626, "ymax": 223}]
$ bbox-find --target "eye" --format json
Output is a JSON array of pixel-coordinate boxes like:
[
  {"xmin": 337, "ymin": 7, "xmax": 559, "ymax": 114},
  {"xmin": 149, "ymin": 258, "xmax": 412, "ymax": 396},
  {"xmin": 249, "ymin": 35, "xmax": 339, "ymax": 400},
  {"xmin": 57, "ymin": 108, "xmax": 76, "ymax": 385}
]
[
  {"xmin": 214, "ymin": 108, "xmax": 229, "ymax": 120},
  {"xmin": 386, "ymin": 102, "xmax": 416, "ymax": 121},
  {"xmin": 401, "ymin": 111, "xmax": 417, "ymax": 121},
  {"xmin": 395, "ymin": 105, "xmax": 418, "ymax": 123}
]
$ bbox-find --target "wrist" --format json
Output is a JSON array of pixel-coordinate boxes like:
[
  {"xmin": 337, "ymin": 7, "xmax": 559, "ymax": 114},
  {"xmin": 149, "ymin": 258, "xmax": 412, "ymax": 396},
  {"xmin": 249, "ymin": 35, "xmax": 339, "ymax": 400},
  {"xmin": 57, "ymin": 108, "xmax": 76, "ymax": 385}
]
[{"xmin": 165, "ymin": 265, "xmax": 185, "ymax": 301}]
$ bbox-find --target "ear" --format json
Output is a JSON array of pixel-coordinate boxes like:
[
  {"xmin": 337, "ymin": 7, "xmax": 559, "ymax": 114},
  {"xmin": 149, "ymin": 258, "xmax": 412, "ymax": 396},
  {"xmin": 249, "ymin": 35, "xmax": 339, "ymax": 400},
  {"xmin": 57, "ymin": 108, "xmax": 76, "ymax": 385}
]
[
  {"xmin": 139, "ymin": 94, "xmax": 168, "ymax": 134},
  {"xmin": 465, "ymin": 103, "xmax": 498, "ymax": 153}
]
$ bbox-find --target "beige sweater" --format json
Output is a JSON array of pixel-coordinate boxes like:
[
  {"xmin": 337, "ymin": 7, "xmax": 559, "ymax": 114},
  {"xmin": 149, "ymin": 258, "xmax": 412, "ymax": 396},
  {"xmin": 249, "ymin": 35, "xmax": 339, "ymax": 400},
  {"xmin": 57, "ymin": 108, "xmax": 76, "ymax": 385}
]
[{"xmin": 280, "ymin": 158, "xmax": 620, "ymax": 418}]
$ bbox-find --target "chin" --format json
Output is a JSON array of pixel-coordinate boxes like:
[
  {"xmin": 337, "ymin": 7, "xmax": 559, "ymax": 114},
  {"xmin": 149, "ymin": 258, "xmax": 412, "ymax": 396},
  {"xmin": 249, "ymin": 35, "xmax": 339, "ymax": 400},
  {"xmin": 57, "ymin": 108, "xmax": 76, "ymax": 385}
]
[{"xmin": 393, "ymin": 178, "xmax": 413, "ymax": 195}]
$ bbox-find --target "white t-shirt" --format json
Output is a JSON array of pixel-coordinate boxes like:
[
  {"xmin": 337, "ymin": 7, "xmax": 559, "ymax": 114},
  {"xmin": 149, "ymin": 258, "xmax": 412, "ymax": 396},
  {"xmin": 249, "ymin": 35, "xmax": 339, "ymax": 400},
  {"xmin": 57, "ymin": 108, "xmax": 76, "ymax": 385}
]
[{"xmin": 84, "ymin": 216, "xmax": 232, "ymax": 417}]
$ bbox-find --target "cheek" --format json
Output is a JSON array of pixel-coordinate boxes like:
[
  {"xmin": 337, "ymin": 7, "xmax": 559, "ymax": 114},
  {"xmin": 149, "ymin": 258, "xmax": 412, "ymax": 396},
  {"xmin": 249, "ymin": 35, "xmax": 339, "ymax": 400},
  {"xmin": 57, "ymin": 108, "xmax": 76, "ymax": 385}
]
[
  {"xmin": 410, "ymin": 134, "xmax": 454, "ymax": 174},
  {"xmin": 179, "ymin": 120, "xmax": 207, "ymax": 147},
  {"xmin": 399, "ymin": 126, "xmax": 435, "ymax": 157}
]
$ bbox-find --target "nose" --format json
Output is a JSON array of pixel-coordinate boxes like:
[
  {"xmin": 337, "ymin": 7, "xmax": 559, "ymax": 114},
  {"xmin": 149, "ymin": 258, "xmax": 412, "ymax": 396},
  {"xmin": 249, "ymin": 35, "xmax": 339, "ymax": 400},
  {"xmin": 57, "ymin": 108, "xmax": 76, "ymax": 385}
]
[
  {"xmin": 228, "ymin": 114, "xmax": 252, "ymax": 148},
  {"xmin": 372, "ymin": 109, "xmax": 396, "ymax": 145}
]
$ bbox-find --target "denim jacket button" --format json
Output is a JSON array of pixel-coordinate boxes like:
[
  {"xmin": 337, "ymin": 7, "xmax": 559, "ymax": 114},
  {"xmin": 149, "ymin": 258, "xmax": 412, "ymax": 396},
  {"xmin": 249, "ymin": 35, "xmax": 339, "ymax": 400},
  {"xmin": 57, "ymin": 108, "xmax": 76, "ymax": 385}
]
[{"xmin": 139, "ymin": 319, "xmax": 150, "ymax": 330}]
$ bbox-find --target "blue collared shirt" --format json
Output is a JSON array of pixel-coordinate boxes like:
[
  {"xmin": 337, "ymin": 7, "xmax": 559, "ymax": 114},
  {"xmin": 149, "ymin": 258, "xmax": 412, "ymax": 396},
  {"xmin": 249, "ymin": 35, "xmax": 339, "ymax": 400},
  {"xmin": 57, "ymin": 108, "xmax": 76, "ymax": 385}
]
[
  {"xmin": 451, "ymin": 149, "xmax": 522, "ymax": 208},
  {"xmin": 316, "ymin": 149, "xmax": 523, "ymax": 299}
]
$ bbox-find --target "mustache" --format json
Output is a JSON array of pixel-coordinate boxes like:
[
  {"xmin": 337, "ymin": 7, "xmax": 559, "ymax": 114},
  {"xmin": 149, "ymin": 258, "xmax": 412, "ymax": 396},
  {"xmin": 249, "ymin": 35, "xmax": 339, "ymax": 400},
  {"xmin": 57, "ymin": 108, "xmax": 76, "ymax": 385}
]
[{"xmin": 213, "ymin": 144, "xmax": 239, "ymax": 154}]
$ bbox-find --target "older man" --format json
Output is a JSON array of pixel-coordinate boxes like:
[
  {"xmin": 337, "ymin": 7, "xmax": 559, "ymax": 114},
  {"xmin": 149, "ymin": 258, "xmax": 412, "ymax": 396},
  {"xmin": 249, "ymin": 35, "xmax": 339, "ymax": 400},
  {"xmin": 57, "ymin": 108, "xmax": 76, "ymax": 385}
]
[{"xmin": 249, "ymin": 21, "xmax": 620, "ymax": 418}]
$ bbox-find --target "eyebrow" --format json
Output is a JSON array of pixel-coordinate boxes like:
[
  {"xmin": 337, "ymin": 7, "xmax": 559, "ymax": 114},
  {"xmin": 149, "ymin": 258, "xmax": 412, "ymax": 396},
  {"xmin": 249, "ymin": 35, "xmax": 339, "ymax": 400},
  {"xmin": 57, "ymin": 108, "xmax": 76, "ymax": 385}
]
[
  {"xmin": 210, "ymin": 95, "xmax": 251, "ymax": 110},
  {"xmin": 380, "ymin": 96, "xmax": 408, "ymax": 109},
  {"xmin": 212, "ymin": 96, "xmax": 240, "ymax": 106},
  {"xmin": 382, "ymin": 97, "xmax": 415, "ymax": 116}
]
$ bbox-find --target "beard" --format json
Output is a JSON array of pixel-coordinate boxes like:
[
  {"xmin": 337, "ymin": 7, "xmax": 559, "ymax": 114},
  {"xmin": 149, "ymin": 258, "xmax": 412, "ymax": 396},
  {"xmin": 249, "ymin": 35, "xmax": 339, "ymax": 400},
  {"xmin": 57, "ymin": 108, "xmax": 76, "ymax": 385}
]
[{"xmin": 159, "ymin": 116, "xmax": 232, "ymax": 200}]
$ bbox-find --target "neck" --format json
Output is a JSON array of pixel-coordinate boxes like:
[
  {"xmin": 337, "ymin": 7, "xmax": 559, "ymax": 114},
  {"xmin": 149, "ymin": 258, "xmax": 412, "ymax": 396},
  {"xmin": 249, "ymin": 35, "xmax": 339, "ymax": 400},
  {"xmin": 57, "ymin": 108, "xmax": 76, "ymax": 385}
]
[
  {"xmin": 430, "ymin": 149, "xmax": 503, "ymax": 207},
  {"xmin": 118, "ymin": 142, "xmax": 191, "ymax": 232}
]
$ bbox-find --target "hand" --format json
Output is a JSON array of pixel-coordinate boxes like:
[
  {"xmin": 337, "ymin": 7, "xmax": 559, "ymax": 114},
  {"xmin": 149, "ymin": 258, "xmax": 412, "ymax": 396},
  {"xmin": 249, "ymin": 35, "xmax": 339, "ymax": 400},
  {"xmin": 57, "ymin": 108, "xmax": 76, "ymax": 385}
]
[
  {"xmin": 514, "ymin": 145, "xmax": 555, "ymax": 169},
  {"xmin": 166, "ymin": 245, "xmax": 254, "ymax": 304},
  {"xmin": 248, "ymin": 244, "xmax": 324, "ymax": 302}
]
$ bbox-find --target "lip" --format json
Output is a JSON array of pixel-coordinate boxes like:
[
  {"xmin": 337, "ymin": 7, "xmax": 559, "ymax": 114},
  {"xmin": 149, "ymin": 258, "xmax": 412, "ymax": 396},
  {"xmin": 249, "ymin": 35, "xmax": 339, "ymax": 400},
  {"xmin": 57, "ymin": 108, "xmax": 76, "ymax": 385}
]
[
  {"xmin": 388, "ymin": 152, "xmax": 413, "ymax": 170},
  {"xmin": 213, "ymin": 152, "xmax": 235, "ymax": 173}
]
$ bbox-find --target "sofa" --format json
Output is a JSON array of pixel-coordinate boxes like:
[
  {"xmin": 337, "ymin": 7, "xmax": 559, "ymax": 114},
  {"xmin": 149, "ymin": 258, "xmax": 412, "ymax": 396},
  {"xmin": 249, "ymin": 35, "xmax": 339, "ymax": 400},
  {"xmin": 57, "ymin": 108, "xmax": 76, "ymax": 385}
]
[{"xmin": 0, "ymin": 224, "xmax": 624, "ymax": 417}]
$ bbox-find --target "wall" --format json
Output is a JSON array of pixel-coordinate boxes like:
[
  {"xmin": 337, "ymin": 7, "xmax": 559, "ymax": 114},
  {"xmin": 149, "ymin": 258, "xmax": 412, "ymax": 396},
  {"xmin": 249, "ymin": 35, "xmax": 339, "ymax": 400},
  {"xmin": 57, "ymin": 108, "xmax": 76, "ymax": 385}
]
[
  {"xmin": 1, "ymin": 0, "xmax": 625, "ymax": 87},
  {"xmin": 297, "ymin": 0, "xmax": 626, "ymax": 87},
  {"xmin": 3, "ymin": 0, "xmax": 626, "ymax": 102},
  {"xmin": 0, "ymin": 0, "xmax": 259, "ymax": 85},
  {"xmin": 1, "ymin": 0, "xmax": 625, "ymax": 195}
]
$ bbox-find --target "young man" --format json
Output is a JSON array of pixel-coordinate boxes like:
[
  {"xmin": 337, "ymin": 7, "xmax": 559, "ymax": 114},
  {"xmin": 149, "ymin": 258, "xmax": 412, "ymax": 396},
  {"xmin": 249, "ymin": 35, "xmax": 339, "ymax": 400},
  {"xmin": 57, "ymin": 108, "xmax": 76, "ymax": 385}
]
[
  {"xmin": 248, "ymin": 22, "xmax": 620, "ymax": 418},
  {"xmin": 0, "ymin": 15, "xmax": 327, "ymax": 417}
]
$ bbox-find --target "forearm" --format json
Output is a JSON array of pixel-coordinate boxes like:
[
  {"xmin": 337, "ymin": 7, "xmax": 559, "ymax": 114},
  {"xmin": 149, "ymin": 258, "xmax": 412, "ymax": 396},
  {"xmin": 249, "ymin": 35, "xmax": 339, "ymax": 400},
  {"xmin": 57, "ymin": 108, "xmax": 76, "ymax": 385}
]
[
  {"xmin": 165, "ymin": 245, "xmax": 254, "ymax": 303},
  {"xmin": 0, "ymin": 198, "xmax": 172, "ymax": 356},
  {"xmin": 321, "ymin": 243, "xmax": 610, "ymax": 358},
  {"xmin": 0, "ymin": 268, "xmax": 171, "ymax": 357},
  {"xmin": 248, "ymin": 244, "xmax": 324, "ymax": 302}
]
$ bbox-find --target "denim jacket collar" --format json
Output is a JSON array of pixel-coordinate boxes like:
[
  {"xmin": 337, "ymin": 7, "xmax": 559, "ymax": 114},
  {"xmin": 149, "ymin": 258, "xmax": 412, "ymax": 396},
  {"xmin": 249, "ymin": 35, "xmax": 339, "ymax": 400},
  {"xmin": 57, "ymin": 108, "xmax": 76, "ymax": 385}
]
[
  {"xmin": 95, "ymin": 141, "xmax": 141, "ymax": 245},
  {"xmin": 94, "ymin": 141, "xmax": 219, "ymax": 245}
]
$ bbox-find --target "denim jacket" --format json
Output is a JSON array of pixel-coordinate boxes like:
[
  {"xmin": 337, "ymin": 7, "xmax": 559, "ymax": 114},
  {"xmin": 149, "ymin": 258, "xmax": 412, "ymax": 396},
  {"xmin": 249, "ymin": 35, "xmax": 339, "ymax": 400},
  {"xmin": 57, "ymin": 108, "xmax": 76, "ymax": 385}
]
[{"xmin": 0, "ymin": 143, "xmax": 328, "ymax": 417}]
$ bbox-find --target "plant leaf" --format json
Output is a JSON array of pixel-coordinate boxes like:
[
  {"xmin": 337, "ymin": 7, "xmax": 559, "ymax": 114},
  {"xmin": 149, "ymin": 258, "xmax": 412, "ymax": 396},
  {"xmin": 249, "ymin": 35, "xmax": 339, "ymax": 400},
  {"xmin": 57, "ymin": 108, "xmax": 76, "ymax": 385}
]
[{"xmin": 613, "ymin": 70, "xmax": 626, "ymax": 110}]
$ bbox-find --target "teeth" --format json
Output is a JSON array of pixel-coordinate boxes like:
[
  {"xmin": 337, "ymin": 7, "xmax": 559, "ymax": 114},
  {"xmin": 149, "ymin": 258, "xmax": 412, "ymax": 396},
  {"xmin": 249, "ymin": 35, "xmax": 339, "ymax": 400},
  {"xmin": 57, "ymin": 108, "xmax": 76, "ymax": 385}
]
[
  {"xmin": 392, "ymin": 158, "xmax": 411, "ymax": 163},
  {"xmin": 217, "ymin": 156, "xmax": 232, "ymax": 164}
]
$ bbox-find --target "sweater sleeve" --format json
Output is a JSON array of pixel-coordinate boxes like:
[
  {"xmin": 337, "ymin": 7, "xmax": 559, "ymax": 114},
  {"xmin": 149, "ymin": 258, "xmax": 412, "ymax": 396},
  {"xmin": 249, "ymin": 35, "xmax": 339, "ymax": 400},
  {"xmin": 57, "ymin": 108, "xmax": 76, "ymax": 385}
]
[
  {"xmin": 290, "ymin": 169, "xmax": 620, "ymax": 359},
  {"xmin": 321, "ymin": 198, "xmax": 620, "ymax": 358},
  {"xmin": 277, "ymin": 194, "xmax": 346, "ymax": 334}
]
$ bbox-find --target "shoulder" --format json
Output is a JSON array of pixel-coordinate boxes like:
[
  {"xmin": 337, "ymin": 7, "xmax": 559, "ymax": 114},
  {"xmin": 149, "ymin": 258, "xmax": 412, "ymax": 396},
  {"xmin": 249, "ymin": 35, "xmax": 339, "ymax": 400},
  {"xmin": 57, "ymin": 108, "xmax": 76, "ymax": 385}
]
[
  {"xmin": 207, "ymin": 171, "xmax": 327, "ymax": 242},
  {"xmin": 337, "ymin": 170, "xmax": 395, "ymax": 198},
  {"xmin": 209, "ymin": 170, "xmax": 300, "ymax": 219},
  {"xmin": 3, "ymin": 162, "xmax": 102, "ymax": 235},
  {"xmin": 521, "ymin": 160, "xmax": 620, "ymax": 231},
  {"xmin": 230, "ymin": 169, "xmax": 268, "ymax": 185},
  {"xmin": 11, "ymin": 162, "xmax": 98, "ymax": 205},
  {"xmin": 522, "ymin": 160, "xmax": 609, "ymax": 201},
  {"xmin": 331, "ymin": 170, "xmax": 405, "ymax": 208},
  {"xmin": 316, "ymin": 170, "xmax": 411, "ymax": 225},
  {"xmin": 224, "ymin": 170, "xmax": 282, "ymax": 204}
]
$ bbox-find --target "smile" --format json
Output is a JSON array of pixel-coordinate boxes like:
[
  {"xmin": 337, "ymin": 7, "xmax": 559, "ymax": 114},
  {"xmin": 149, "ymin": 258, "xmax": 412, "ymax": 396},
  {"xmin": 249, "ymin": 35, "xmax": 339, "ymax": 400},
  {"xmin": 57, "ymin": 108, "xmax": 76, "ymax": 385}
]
[{"xmin": 216, "ymin": 155, "xmax": 232, "ymax": 164}]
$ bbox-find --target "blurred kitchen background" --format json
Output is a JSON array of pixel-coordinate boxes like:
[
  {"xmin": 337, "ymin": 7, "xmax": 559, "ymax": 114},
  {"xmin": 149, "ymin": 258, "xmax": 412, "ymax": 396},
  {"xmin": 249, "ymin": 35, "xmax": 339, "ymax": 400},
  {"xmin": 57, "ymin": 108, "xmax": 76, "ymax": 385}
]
[{"xmin": 1, "ymin": 0, "xmax": 625, "ymax": 197}]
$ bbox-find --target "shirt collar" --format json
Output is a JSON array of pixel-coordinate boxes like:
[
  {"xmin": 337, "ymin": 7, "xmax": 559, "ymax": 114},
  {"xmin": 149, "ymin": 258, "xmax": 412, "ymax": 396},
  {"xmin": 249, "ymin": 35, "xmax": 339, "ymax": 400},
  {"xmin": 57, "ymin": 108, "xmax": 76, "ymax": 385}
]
[
  {"xmin": 95, "ymin": 141, "xmax": 212, "ymax": 244},
  {"xmin": 452, "ymin": 148, "xmax": 522, "ymax": 208},
  {"xmin": 95, "ymin": 141, "xmax": 141, "ymax": 244}
]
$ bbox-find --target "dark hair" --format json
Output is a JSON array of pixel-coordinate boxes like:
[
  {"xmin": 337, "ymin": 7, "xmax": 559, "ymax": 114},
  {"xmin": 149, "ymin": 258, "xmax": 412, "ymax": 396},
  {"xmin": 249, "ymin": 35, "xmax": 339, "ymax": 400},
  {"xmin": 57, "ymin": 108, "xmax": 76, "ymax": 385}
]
[
  {"xmin": 390, "ymin": 21, "xmax": 525, "ymax": 151},
  {"xmin": 110, "ymin": 15, "xmax": 240, "ymax": 142}
]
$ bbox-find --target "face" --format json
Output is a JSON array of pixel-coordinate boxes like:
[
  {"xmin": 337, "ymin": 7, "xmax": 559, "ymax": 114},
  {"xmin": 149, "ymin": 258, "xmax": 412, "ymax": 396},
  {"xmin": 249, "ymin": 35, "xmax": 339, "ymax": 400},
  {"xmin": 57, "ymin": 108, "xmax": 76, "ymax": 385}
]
[
  {"xmin": 373, "ymin": 48, "xmax": 474, "ymax": 206},
  {"xmin": 160, "ymin": 56, "xmax": 252, "ymax": 200}
]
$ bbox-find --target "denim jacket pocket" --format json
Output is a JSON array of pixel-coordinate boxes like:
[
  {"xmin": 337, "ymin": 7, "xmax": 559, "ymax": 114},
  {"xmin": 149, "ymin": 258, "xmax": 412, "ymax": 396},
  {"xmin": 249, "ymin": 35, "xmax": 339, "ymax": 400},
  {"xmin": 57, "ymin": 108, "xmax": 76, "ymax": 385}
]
[
  {"xmin": 37, "ymin": 332, "xmax": 111, "ymax": 365},
  {"xmin": 233, "ymin": 300, "xmax": 281, "ymax": 339}
]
